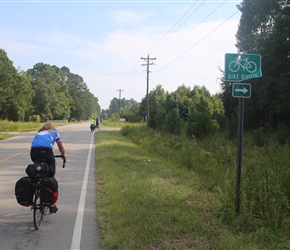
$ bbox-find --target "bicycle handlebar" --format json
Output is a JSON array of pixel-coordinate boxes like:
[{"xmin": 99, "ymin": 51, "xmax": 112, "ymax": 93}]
[{"xmin": 54, "ymin": 155, "xmax": 66, "ymax": 168}]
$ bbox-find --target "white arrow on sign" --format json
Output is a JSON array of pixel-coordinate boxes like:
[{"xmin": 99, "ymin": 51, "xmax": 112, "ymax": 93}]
[{"xmin": 236, "ymin": 87, "xmax": 248, "ymax": 94}]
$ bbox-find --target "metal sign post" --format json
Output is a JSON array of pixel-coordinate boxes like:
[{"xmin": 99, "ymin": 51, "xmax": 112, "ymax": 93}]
[
  {"xmin": 235, "ymin": 97, "xmax": 244, "ymax": 215},
  {"xmin": 224, "ymin": 53, "xmax": 262, "ymax": 216},
  {"xmin": 232, "ymin": 83, "xmax": 250, "ymax": 215}
]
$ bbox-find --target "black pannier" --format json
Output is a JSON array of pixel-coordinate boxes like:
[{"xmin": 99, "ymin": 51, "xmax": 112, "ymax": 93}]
[
  {"xmin": 26, "ymin": 162, "xmax": 51, "ymax": 178},
  {"xmin": 15, "ymin": 176, "xmax": 34, "ymax": 207},
  {"xmin": 40, "ymin": 177, "xmax": 58, "ymax": 206}
]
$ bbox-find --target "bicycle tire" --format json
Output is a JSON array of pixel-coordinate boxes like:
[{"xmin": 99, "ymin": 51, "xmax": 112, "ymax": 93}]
[
  {"xmin": 246, "ymin": 61, "xmax": 257, "ymax": 73},
  {"xmin": 229, "ymin": 61, "xmax": 240, "ymax": 72},
  {"xmin": 33, "ymin": 192, "xmax": 43, "ymax": 230}
]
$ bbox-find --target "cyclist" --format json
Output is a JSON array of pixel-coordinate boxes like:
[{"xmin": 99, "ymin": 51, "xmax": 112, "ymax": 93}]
[
  {"xmin": 95, "ymin": 117, "xmax": 100, "ymax": 130},
  {"xmin": 30, "ymin": 121, "xmax": 67, "ymax": 213},
  {"xmin": 90, "ymin": 118, "xmax": 95, "ymax": 131}
]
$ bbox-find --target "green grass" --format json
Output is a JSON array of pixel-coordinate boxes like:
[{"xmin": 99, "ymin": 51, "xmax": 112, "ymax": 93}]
[
  {"xmin": 0, "ymin": 120, "xmax": 42, "ymax": 132},
  {"xmin": 95, "ymin": 129, "xmax": 276, "ymax": 249},
  {"xmin": 122, "ymin": 125, "xmax": 290, "ymax": 232},
  {"xmin": 0, "ymin": 120, "xmax": 75, "ymax": 140},
  {"xmin": 0, "ymin": 134, "xmax": 15, "ymax": 140},
  {"xmin": 101, "ymin": 120, "xmax": 143, "ymax": 128},
  {"xmin": 0, "ymin": 120, "xmax": 41, "ymax": 140}
]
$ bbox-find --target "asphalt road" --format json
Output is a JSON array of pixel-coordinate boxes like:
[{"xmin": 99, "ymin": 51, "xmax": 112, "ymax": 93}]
[{"xmin": 0, "ymin": 122, "xmax": 115, "ymax": 250}]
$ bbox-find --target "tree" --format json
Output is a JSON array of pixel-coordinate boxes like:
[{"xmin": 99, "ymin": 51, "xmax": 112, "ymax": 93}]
[
  {"xmin": 139, "ymin": 84, "xmax": 224, "ymax": 138},
  {"xmin": 27, "ymin": 64, "xmax": 99, "ymax": 121},
  {"xmin": 120, "ymin": 98, "xmax": 137, "ymax": 111},
  {"xmin": 0, "ymin": 49, "xmax": 33, "ymax": 121},
  {"xmin": 109, "ymin": 98, "xmax": 120, "ymax": 117},
  {"xmin": 139, "ymin": 84, "xmax": 167, "ymax": 129},
  {"xmin": 220, "ymin": 0, "xmax": 290, "ymax": 132},
  {"xmin": 120, "ymin": 102, "xmax": 142, "ymax": 123},
  {"xmin": 186, "ymin": 86, "xmax": 223, "ymax": 139},
  {"xmin": 8, "ymin": 71, "xmax": 34, "ymax": 121},
  {"xmin": 101, "ymin": 109, "xmax": 109, "ymax": 120},
  {"xmin": 27, "ymin": 63, "xmax": 71, "ymax": 120},
  {"xmin": 166, "ymin": 84, "xmax": 193, "ymax": 121},
  {"xmin": 60, "ymin": 67, "xmax": 99, "ymax": 120},
  {"xmin": 163, "ymin": 108, "xmax": 184, "ymax": 135}
]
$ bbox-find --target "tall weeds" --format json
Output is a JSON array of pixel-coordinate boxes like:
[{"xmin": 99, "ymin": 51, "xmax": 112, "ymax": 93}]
[{"xmin": 121, "ymin": 125, "xmax": 290, "ymax": 239}]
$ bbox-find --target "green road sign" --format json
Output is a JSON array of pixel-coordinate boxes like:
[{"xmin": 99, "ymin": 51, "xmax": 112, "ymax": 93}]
[
  {"xmin": 225, "ymin": 53, "xmax": 262, "ymax": 81},
  {"xmin": 232, "ymin": 83, "xmax": 251, "ymax": 98}
]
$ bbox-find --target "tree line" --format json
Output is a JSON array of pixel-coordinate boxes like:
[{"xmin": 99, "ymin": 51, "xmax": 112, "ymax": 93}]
[
  {"xmin": 102, "ymin": 84, "xmax": 224, "ymax": 139},
  {"xmin": 1, "ymin": 0, "xmax": 289, "ymax": 140},
  {"xmin": 0, "ymin": 49, "xmax": 100, "ymax": 122}
]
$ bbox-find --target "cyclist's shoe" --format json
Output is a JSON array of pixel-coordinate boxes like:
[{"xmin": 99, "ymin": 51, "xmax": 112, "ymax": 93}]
[{"xmin": 49, "ymin": 205, "xmax": 58, "ymax": 214}]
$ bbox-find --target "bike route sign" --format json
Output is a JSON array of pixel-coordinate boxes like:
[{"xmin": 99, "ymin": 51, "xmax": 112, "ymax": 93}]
[
  {"xmin": 225, "ymin": 53, "xmax": 262, "ymax": 81},
  {"xmin": 232, "ymin": 83, "xmax": 251, "ymax": 98}
]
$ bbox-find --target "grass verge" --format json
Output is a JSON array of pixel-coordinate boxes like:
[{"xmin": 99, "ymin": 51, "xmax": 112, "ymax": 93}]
[
  {"xmin": 0, "ymin": 120, "xmax": 77, "ymax": 140},
  {"xmin": 95, "ymin": 130, "xmax": 266, "ymax": 249},
  {"xmin": 100, "ymin": 120, "xmax": 141, "ymax": 128},
  {"xmin": 0, "ymin": 134, "xmax": 15, "ymax": 140}
]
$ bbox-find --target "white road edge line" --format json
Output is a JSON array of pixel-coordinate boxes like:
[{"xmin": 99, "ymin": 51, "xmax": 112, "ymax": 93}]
[{"xmin": 70, "ymin": 132, "xmax": 95, "ymax": 250}]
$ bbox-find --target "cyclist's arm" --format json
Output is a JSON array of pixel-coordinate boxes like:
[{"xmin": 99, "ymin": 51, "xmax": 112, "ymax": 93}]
[{"xmin": 57, "ymin": 141, "xmax": 67, "ymax": 161}]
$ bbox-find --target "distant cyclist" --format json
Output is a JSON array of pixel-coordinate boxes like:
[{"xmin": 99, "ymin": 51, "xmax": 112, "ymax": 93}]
[
  {"xmin": 95, "ymin": 117, "xmax": 100, "ymax": 130},
  {"xmin": 30, "ymin": 121, "xmax": 67, "ymax": 213},
  {"xmin": 90, "ymin": 118, "xmax": 95, "ymax": 131}
]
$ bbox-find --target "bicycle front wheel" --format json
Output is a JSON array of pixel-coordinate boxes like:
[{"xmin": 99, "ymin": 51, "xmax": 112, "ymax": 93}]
[{"xmin": 33, "ymin": 193, "xmax": 43, "ymax": 230}]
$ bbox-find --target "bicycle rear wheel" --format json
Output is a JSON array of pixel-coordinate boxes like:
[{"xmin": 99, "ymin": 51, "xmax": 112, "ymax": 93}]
[{"xmin": 33, "ymin": 193, "xmax": 43, "ymax": 230}]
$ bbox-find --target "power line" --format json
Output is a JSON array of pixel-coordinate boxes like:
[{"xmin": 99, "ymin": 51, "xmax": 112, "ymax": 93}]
[
  {"xmin": 144, "ymin": 0, "xmax": 201, "ymax": 55},
  {"xmin": 152, "ymin": 8, "xmax": 240, "ymax": 76},
  {"xmin": 120, "ymin": 61, "xmax": 143, "ymax": 90},
  {"xmin": 156, "ymin": 0, "xmax": 228, "ymax": 57},
  {"xmin": 110, "ymin": 1, "xmax": 246, "ymax": 104},
  {"xmin": 123, "ymin": 71, "xmax": 145, "ymax": 94},
  {"xmin": 154, "ymin": 65, "xmax": 220, "ymax": 86},
  {"xmin": 121, "ymin": 1, "xmax": 230, "ymax": 99}
]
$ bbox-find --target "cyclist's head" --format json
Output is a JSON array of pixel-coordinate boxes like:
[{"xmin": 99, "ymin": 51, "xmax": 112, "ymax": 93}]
[{"xmin": 38, "ymin": 121, "xmax": 56, "ymax": 132}]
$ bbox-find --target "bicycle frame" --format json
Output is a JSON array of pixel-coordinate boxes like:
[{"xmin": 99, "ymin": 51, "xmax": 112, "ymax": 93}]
[{"xmin": 238, "ymin": 58, "xmax": 249, "ymax": 70}]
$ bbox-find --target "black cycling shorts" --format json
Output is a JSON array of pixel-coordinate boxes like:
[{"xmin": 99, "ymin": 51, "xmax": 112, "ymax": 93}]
[{"xmin": 30, "ymin": 147, "xmax": 56, "ymax": 170}]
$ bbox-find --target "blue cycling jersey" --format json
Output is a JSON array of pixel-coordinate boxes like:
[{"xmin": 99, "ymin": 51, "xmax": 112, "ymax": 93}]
[{"xmin": 31, "ymin": 130, "xmax": 61, "ymax": 149}]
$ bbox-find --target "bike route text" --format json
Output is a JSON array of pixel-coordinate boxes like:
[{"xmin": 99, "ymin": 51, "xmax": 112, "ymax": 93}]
[{"xmin": 227, "ymin": 73, "xmax": 259, "ymax": 81}]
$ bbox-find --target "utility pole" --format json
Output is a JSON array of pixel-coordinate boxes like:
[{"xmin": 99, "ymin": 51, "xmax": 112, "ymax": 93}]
[
  {"xmin": 116, "ymin": 89, "xmax": 124, "ymax": 114},
  {"xmin": 141, "ymin": 54, "xmax": 156, "ymax": 124}
]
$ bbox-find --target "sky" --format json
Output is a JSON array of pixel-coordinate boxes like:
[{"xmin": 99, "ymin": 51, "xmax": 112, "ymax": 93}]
[{"xmin": 0, "ymin": 0, "xmax": 243, "ymax": 110}]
